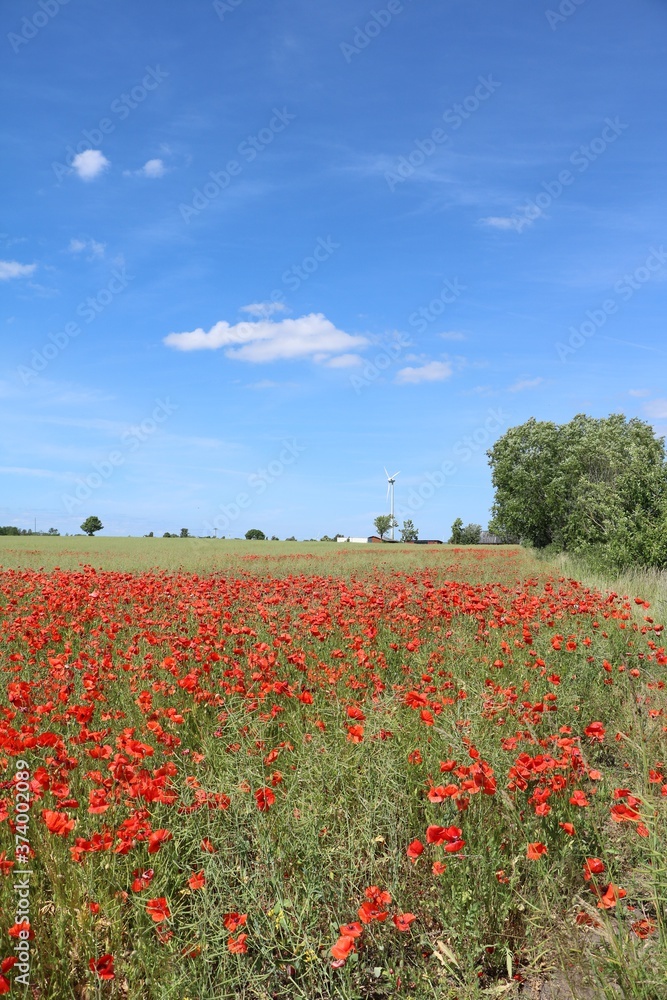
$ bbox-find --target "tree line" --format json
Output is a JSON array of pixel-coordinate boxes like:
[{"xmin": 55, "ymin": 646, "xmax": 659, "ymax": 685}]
[{"xmin": 487, "ymin": 413, "xmax": 667, "ymax": 569}]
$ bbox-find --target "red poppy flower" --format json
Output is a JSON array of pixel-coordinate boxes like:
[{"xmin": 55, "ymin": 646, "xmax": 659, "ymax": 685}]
[
  {"xmin": 559, "ymin": 822, "xmax": 576, "ymax": 836},
  {"xmin": 569, "ymin": 790, "xmax": 589, "ymax": 808},
  {"xmin": 339, "ymin": 921, "xmax": 363, "ymax": 938},
  {"xmin": 432, "ymin": 861, "xmax": 447, "ymax": 875},
  {"xmin": 631, "ymin": 918, "xmax": 656, "ymax": 939},
  {"xmin": 200, "ymin": 838, "xmax": 217, "ymax": 853},
  {"xmin": 255, "ymin": 787, "xmax": 276, "ymax": 811},
  {"xmin": 584, "ymin": 722, "xmax": 606, "ymax": 741},
  {"xmin": 147, "ymin": 829, "xmax": 173, "ymax": 854},
  {"xmin": 188, "ymin": 871, "xmax": 206, "ymax": 890},
  {"xmin": 227, "ymin": 933, "xmax": 248, "ymax": 954},
  {"xmin": 131, "ymin": 869, "xmax": 155, "ymax": 892},
  {"xmin": 426, "ymin": 826, "xmax": 465, "ymax": 852},
  {"xmin": 42, "ymin": 810, "xmax": 75, "ymax": 837},
  {"xmin": 146, "ymin": 897, "xmax": 171, "ymax": 923},
  {"xmin": 89, "ymin": 954, "xmax": 115, "ymax": 980},
  {"xmin": 330, "ymin": 934, "xmax": 356, "ymax": 962},
  {"xmin": 406, "ymin": 838, "xmax": 424, "ymax": 861},
  {"xmin": 526, "ymin": 842, "xmax": 547, "ymax": 860},
  {"xmin": 392, "ymin": 912, "xmax": 416, "ymax": 932},
  {"xmin": 596, "ymin": 884, "xmax": 626, "ymax": 909},
  {"xmin": 223, "ymin": 913, "xmax": 247, "ymax": 933},
  {"xmin": 583, "ymin": 858, "xmax": 605, "ymax": 881}
]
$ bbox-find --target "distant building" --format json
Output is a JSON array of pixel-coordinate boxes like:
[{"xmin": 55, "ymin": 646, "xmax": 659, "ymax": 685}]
[
  {"xmin": 479, "ymin": 531, "xmax": 502, "ymax": 544},
  {"xmin": 337, "ymin": 536, "xmax": 384, "ymax": 544},
  {"xmin": 412, "ymin": 539, "xmax": 443, "ymax": 545}
]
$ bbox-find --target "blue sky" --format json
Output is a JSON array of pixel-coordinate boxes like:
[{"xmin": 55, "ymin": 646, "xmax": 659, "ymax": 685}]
[{"xmin": 2, "ymin": 0, "xmax": 667, "ymax": 539}]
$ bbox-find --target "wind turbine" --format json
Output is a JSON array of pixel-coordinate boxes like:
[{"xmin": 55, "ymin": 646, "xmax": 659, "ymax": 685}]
[{"xmin": 384, "ymin": 468, "xmax": 400, "ymax": 541}]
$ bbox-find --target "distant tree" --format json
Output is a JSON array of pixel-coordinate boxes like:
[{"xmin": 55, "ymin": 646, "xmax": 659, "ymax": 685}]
[
  {"xmin": 47, "ymin": 527, "xmax": 60, "ymax": 535},
  {"xmin": 245, "ymin": 528, "xmax": 266, "ymax": 540},
  {"xmin": 145, "ymin": 532, "xmax": 154, "ymax": 537},
  {"xmin": 80, "ymin": 516, "xmax": 103, "ymax": 536},
  {"xmin": 0, "ymin": 526, "xmax": 20, "ymax": 536},
  {"xmin": 399, "ymin": 519, "xmax": 419, "ymax": 542},
  {"xmin": 285, "ymin": 535, "xmax": 297, "ymax": 541},
  {"xmin": 374, "ymin": 514, "xmax": 397, "ymax": 540},
  {"xmin": 449, "ymin": 519, "xmax": 480, "ymax": 544},
  {"xmin": 460, "ymin": 523, "xmax": 482, "ymax": 544},
  {"xmin": 449, "ymin": 518, "xmax": 464, "ymax": 544},
  {"xmin": 180, "ymin": 528, "xmax": 190, "ymax": 538},
  {"xmin": 320, "ymin": 535, "xmax": 335, "ymax": 542},
  {"xmin": 270, "ymin": 535, "xmax": 279, "ymax": 541},
  {"xmin": 163, "ymin": 532, "xmax": 176, "ymax": 538}
]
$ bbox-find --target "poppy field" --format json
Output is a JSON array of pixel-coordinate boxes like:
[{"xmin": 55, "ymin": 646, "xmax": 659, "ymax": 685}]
[{"xmin": 0, "ymin": 544, "xmax": 665, "ymax": 999}]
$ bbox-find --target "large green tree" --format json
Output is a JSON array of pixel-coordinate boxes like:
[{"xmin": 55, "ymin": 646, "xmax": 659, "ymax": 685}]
[
  {"xmin": 488, "ymin": 414, "xmax": 667, "ymax": 565},
  {"xmin": 80, "ymin": 516, "xmax": 104, "ymax": 536}
]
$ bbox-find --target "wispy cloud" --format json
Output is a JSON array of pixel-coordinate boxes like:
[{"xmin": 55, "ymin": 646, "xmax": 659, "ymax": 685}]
[
  {"xmin": 68, "ymin": 238, "xmax": 106, "ymax": 258},
  {"xmin": 241, "ymin": 301, "xmax": 287, "ymax": 319},
  {"xmin": 644, "ymin": 399, "xmax": 667, "ymax": 419},
  {"xmin": 164, "ymin": 313, "xmax": 368, "ymax": 364},
  {"xmin": 508, "ymin": 377, "xmax": 544, "ymax": 392},
  {"xmin": 628, "ymin": 388, "xmax": 650, "ymax": 398},
  {"xmin": 395, "ymin": 360, "xmax": 453, "ymax": 385},
  {"xmin": 479, "ymin": 216, "xmax": 522, "ymax": 231},
  {"xmin": 0, "ymin": 260, "xmax": 36, "ymax": 280}
]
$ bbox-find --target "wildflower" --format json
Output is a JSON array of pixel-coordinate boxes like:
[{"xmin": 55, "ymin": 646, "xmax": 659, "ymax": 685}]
[
  {"xmin": 146, "ymin": 897, "xmax": 171, "ymax": 923},
  {"xmin": 89, "ymin": 954, "xmax": 115, "ymax": 980},
  {"xmin": 393, "ymin": 912, "xmax": 416, "ymax": 932}
]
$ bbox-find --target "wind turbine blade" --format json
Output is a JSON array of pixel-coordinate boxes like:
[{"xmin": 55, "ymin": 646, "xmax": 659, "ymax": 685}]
[
  {"xmin": 391, "ymin": 471, "xmax": 400, "ymax": 479},
  {"xmin": 384, "ymin": 467, "xmax": 389, "ymax": 480}
]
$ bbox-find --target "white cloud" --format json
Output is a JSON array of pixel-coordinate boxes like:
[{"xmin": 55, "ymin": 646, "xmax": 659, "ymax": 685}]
[
  {"xmin": 72, "ymin": 150, "xmax": 110, "ymax": 181},
  {"xmin": 141, "ymin": 158, "xmax": 165, "ymax": 178},
  {"xmin": 395, "ymin": 360, "xmax": 453, "ymax": 385},
  {"xmin": 479, "ymin": 216, "xmax": 522, "ymax": 231},
  {"xmin": 644, "ymin": 399, "xmax": 667, "ymax": 419},
  {"xmin": 164, "ymin": 313, "xmax": 368, "ymax": 364},
  {"xmin": 629, "ymin": 388, "xmax": 650, "ymax": 398},
  {"xmin": 241, "ymin": 301, "xmax": 287, "ymax": 319},
  {"xmin": 0, "ymin": 260, "xmax": 36, "ymax": 280},
  {"xmin": 509, "ymin": 377, "xmax": 544, "ymax": 392},
  {"xmin": 324, "ymin": 353, "xmax": 364, "ymax": 368},
  {"xmin": 68, "ymin": 238, "xmax": 105, "ymax": 258},
  {"xmin": 124, "ymin": 158, "xmax": 167, "ymax": 179}
]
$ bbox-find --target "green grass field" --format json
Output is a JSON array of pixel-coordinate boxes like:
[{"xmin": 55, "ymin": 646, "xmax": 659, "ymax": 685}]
[{"xmin": 0, "ymin": 536, "xmax": 531, "ymax": 577}]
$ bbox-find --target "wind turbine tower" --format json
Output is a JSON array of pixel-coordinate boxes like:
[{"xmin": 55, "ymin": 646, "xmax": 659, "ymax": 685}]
[{"xmin": 384, "ymin": 468, "xmax": 400, "ymax": 541}]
